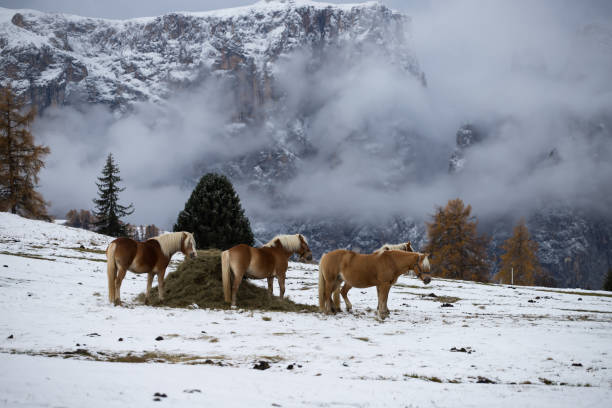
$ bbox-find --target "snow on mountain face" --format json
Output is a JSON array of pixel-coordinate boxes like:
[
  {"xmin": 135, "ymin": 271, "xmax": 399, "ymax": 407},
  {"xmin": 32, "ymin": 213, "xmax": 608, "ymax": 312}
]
[{"xmin": 0, "ymin": 1, "xmax": 421, "ymax": 113}]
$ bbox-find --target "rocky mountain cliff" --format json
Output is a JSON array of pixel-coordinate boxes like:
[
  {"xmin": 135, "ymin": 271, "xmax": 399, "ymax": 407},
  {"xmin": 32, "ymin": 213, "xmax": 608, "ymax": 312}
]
[
  {"xmin": 1, "ymin": 1, "xmax": 609, "ymax": 289},
  {"xmin": 0, "ymin": 1, "xmax": 421, "ymax": 114}
]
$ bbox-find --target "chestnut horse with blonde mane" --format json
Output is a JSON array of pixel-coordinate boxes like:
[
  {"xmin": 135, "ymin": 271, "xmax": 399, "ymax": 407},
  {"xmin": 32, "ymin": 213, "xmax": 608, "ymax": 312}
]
[
  {"xmin": 221, "ymin": 234, "xmax": 312, "ymax": 308},
  {"xmin": 106, "ymin": 231, "xmax": 197, "ymax": 306},
  {"xmin": 319, "ymin": 249, "xmax": 431, "ymax": 319},
  {"xmin": 333, "ymin": 241, "xmax": 417, "ymax": 312}
]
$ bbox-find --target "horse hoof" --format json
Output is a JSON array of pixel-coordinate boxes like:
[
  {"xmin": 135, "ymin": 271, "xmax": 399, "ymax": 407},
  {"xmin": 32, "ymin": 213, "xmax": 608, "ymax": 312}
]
[{"xmin": 114, "ymin": 299, "xmax": 122, "ymax": 307}]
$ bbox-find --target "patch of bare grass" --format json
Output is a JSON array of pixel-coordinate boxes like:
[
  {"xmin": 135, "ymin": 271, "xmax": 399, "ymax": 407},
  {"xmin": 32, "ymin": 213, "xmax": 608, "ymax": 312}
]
[
  {"xmin": 0, "ymin": 251, "xmax": 55, "ymax": 261},
  {"xmin": 535, "ymin": 289, "xmax": 612, "ymax": 298},
  {"xmin": 66, "ymin": 247, "xmax": 106, "ymax": 255}
]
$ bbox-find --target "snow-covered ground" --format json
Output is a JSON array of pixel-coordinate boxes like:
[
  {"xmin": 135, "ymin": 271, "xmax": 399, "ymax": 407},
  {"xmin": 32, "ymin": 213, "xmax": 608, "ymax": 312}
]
[{"xmin": 1, "ymin": 212, "xmax": 611, "ymax": 407}]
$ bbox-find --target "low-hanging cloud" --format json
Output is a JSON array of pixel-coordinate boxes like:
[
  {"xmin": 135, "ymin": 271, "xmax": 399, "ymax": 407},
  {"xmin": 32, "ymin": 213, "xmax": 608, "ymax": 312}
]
[{"xmin": 33, "ymin": 0, "xmax": 612, "ymax": 230}]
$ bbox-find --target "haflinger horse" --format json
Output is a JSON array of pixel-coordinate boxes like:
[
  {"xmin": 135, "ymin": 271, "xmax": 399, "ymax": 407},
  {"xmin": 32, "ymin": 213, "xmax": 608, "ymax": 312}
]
[
  {"xmin": 319, "ymin": 249, "xmax": 431, "ymax": 319},
  {"xmin": 106, "ymin": 231, "xmax": 197, "ymax": 306},
  {"xmin": 221, "ymin": 234, "xmax": 312, "ymax": 308},
  {"xmin": 334, "ymin": 241, "xmax": 417, "ymax": 312}
]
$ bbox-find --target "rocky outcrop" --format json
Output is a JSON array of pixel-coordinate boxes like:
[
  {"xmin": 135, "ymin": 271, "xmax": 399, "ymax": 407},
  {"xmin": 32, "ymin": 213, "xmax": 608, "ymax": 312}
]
[{"xmin": 0, "ymin": 1, "xmax": 421, "ymax": 114}]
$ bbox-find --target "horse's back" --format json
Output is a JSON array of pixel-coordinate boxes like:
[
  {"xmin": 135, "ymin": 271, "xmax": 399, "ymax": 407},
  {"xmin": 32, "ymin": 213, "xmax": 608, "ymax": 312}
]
[
  {"xmin": 339, "ymin": 251, "xmax": 385, "ymax": 288},
  {"xmin": 320, "ymin": 249, "xmax": 352, "ymax": 279},
  {"xmin": 109, "ymin": 237, "xmax": 161, "ymax": 272},
  {"xmin": 109, "ymin": 237, "xmax": 137, "ymax": 259},
  {"xmin": 227, "ymin": 244, "xmax": 278, "ymax": 277}
]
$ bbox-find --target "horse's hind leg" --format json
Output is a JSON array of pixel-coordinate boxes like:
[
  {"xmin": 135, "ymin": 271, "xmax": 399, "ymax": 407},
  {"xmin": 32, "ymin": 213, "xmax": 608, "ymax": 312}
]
[
  {"xmin": 267, "ymin": 277, "xmax": 274, "ymax": 298},
  {"xmin": 340, "ymin": 283, "xmax": 353, "ymax": 312},
  {"xmin": 145, "ymin": 273, "xmax": 154, "ymax": 305},
  {"xmin": 277, "ymin": 273, "xmax": 286, "ymax": 300},
  {"xmin": 231, "ymin": 269, "xmax": 245, "ymax": 308},
  {"xmin": 114, "ymin": 267, "xmax": 127, "ymax": 306},
  {"xmin": 332, "ymin": 287, "xmax": 341, "ymax": 311}
]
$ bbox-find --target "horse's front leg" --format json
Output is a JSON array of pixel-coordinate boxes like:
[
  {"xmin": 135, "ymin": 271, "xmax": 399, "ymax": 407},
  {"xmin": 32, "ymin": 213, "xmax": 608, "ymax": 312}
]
[
  {"xmin": 157, "ymin": 269, "xmax": 166, "ymax": 303},
  {"xmin": 267, "ymin": 277, "xmax": 274, "ymax": 298},
  {"xmin": 145, "ymin": 273, "xmax": 154, "ymax": 305},
  {"xmin": 277, "ymin": 273, "xmax": 286, "ymax": 300}
]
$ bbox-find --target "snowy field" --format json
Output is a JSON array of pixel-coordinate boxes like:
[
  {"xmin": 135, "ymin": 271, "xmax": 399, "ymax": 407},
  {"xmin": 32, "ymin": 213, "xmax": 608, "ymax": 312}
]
[{"xmin": 1, "ymin": 212, "xmax": 611, "ymax": 407}]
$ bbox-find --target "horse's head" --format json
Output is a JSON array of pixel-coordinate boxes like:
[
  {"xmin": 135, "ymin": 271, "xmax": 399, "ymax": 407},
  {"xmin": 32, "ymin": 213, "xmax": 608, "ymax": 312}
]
[
  {"xmin": 181, "ymin": 232, "xmax": 197, "ymax": 259},
  {"xmin": 297, "ymin": 234, "xmax": 313, "ymax": 262},
  {"xmin": 416, "ymin": 253, "xmax": 431, "ymax": 285}
]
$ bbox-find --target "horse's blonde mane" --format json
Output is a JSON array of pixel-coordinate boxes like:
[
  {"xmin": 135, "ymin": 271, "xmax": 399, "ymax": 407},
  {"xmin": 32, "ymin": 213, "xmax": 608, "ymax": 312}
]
[
  {"xmin": 374, "ymin": 242, "xmax": 412, "ymax": 254},
  {"xmin": 263, "ymin": 234, "xmax": 305, "ymax": 252},
  {"xmin": 420, "ymin": 253, "xmax": 430, "ymax": 271},
  {"xmin": 153, "ymin": 231, "xmax": 189, "ymax": 258}
]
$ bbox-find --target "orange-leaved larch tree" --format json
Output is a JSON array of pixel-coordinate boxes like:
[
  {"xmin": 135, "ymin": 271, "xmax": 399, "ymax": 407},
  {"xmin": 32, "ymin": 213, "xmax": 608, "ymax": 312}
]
[
  {"xmin": 0, "ymin": 86, "xmax": 50, "ymax": 219},
  {"xmin": 424, "ymin": 198, "xmax": 491, "ymax": 282},
  {"xmin": 495, "ymin": 218, "xmax": 543, "ymax": 286}
]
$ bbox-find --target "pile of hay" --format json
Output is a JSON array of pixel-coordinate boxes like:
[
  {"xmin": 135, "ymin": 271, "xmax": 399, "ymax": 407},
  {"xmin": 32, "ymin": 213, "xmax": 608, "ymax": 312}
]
[{"xmin": 137, "ymin": 249, "xmax": 317, "ymax": 312}]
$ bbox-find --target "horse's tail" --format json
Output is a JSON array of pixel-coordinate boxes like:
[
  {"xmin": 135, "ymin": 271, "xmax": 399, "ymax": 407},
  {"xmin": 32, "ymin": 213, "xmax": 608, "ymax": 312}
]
[
  {"xmin": 106, "ymin": 241, "xmax": 117, "ymax": 303},
  {"xmin": 318, "ymin": 256, "xmax": 327, "ymax": 312},
  {"xmin": 221, "ymin": 250, "xmax": 232, "ymax": 303}
]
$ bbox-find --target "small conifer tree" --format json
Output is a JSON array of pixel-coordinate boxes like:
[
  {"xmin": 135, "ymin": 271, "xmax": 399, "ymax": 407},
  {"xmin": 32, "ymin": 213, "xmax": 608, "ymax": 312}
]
[
  {"xmin": 0, "ymin": 86, "xmax": 50, "ymax": 219},
  {"xmin": 174, "ymin": 173, "xmax": 254, "ymax": 249},
  {"xmin": 495, "ymin": 219, "xmax": 543, "ymax": 286},
  {"xmin": 424, "ymin": 198, "xmax": 491, "ymax": 282},
  {"xmin": 93, "ymin": 153, "xmax": 134, "ymax": 237}
]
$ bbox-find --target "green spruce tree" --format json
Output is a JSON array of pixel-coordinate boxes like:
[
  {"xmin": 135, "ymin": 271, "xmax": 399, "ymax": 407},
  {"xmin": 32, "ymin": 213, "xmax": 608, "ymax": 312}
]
[
  {"xmin": 93, "ymin": 153, "xmax": 134, "ymax": 237},
  {"xmin": 174, "ymin": 173, "xmax": 254, "ymax": 249}
]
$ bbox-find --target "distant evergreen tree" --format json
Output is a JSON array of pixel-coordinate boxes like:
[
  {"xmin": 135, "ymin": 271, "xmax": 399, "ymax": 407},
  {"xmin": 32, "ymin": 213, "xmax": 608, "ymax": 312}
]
[
  {"xmin": 92, "ymin": 153, "xmax": 133, "ymax": 237},
  {"xmin": 0, "ymin": 86, "xmax": 51, "ymax": 219},
  {"xmin": 174, "ymin": 173, "xmax": 254, "ymax": 249},
  {"xmin": 604, "ymin": 268, "xmax": 612, "ymax": 291},
  {"xmin": 495, "ymin": 219, "xmax": 543, "ymax": 286},
  {"xmin": 424, "ymin": 198, "xmax": 491, "ymax": 282}
]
